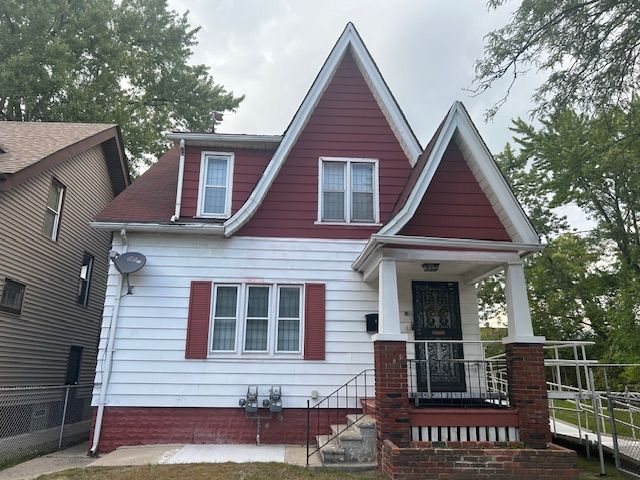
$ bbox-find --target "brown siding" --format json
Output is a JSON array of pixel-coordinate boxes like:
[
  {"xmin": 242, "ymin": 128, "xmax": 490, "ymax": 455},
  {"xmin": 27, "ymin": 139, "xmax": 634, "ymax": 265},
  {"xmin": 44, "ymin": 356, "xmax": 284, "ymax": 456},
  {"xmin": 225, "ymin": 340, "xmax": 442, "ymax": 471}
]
[
  {"xmin": 237, "ymin": 51, "xmax": 412, "ymax": 239},
  {"xmin": 0, "ymin": 145, "xmax": 115, "ymax": 386},
  {"xmin": 399, "ymin": 140, "xmax": 511, "ymax": 241}
]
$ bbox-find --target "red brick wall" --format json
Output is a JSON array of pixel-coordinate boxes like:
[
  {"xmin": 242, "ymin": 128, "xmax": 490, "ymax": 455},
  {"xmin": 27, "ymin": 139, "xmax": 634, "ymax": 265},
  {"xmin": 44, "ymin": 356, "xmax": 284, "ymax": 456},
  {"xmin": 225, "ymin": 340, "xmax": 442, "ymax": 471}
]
[
  {"xmin": 506, "ymin": 343, "xmax": 552, "ymax": 448},
  {"xmin": 381, "ymin": 440, "xmax": 579, "ymax": 480},
  {"xmin": 90, "ymin": 406, "xmax": 344, "ymax": 454},
  {"xmin": 374, "ymin": 340, "xmax": 411, "ymax": 462}
]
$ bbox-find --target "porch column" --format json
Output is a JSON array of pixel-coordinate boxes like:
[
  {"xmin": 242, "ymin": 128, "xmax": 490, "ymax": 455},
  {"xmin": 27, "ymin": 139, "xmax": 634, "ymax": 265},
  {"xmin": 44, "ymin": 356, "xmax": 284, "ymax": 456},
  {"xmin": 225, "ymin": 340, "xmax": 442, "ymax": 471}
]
[
  {"xmin": 372, "ymin": 259, "xmax": 410, "ymax": 463},
  {"xmin": 502, "ymin": 261, "xmax": 551, "ymax": 448}
]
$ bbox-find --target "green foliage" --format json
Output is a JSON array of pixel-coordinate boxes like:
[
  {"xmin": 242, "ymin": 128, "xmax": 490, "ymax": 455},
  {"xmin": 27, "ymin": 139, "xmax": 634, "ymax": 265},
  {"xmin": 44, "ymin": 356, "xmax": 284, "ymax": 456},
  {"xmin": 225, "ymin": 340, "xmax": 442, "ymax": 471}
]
[
  {"xmin": 0, "ymin": 0, "xmax": 243, "ymax": 172},
  {"xmin": 479, "ymin": 100, "xmax": 640, "ymax": 367},
  {"xmin": 474, "ymin": 0, "xmax": 640, "ymax": 117}
]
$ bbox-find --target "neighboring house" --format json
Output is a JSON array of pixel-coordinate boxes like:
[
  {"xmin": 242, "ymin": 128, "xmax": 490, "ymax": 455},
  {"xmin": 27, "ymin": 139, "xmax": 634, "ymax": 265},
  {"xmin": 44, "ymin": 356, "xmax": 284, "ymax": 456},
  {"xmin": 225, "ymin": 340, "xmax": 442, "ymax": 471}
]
[
  {"xmin": 0, "ymin": 122, "xmax": 129, "ymax": 389},
  {"xmin": 89, "ymin": 24, "xmax": 577, "ymax": 478}
]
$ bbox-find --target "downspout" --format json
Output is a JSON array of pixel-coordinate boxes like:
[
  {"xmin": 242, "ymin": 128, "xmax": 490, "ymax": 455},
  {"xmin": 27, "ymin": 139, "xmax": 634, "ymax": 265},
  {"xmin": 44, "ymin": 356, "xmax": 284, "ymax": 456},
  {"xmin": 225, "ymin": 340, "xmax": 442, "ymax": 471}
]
[
  {"xmin": 171, "ymin": 138, "xmax": 186, "ymax": 222},
  {"xmin": 90, "ymin": 229, "xmax": 128, "ymax": 455}
]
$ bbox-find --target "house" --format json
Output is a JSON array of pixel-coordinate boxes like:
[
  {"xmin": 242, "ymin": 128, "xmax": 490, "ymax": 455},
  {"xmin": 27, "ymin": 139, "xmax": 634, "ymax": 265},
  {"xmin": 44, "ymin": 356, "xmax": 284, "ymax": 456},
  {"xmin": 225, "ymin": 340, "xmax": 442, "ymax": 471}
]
[
  {"xmin": 0, "ymin": 122, "xmax": 129, "ymax": 390},
  {"xmin": 89, "ymin": 24, "xmax": 578, "ymax": 478}
]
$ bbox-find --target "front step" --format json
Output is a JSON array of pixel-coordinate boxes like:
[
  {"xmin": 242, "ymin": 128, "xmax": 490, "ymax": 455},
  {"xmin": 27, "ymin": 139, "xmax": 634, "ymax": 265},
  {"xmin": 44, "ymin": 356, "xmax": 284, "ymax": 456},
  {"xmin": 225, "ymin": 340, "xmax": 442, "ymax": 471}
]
[{"xmin": 316, "ymin": 415, "xmax": 377, "ymax": 465}]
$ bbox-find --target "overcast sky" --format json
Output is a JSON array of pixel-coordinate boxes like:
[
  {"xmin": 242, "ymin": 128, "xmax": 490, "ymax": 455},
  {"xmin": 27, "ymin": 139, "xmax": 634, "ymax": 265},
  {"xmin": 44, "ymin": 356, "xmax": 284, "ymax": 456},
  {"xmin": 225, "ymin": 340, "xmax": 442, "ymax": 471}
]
[{"xmin": 167, "ymin": 0, "xmax": 592, "ymax": 230}]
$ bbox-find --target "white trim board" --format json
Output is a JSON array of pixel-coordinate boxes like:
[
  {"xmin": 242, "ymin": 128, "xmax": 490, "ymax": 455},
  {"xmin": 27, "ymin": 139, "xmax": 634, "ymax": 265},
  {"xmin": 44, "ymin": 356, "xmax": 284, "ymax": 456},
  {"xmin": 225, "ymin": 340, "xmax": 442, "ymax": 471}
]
[
  {"xmin": 378, "ymin": 101, "xmax": 540, "ymax": 245},
  {"xmin": 223, "ymin": 22, "xmax": 422, "ymax": 237}
]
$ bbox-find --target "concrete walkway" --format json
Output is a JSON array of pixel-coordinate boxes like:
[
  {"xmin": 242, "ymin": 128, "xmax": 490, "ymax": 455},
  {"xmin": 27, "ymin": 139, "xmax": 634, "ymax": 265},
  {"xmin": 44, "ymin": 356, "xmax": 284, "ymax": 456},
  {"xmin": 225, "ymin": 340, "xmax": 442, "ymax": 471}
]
[
  {"xmin": 0, "ymin": 443, "xmax": 321, "ymax": 480},
  {"xmin": 0, "ymin": 443, "xmax": 94, "ymax": 480}
]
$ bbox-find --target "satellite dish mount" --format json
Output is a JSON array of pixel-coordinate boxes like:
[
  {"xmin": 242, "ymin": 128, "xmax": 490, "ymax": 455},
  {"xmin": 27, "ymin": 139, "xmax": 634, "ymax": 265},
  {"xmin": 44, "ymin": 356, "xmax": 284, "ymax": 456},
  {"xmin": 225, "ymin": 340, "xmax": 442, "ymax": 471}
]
[{"xmin": 112, "ymin": 252, "xmax": 147, "ymax": 294}]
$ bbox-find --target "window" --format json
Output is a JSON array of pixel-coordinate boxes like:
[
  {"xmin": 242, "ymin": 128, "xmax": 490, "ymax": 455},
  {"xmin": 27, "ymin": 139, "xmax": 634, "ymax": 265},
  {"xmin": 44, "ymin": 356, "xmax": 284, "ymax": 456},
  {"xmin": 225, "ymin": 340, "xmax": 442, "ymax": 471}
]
[
  {"xmin": 209, "ymin": 284, "xmax": 303, "ymax": 356},
  {"xmin": 65, "ymin": 346, "xmax": 83, "ymax": 385},
  {"xmin": 319, "ymin": 158, "xmax": 378, "ymax": 224},
  {"xmin": 198, "ymin": 152, "xmax": 233, "ymax": 217},
  {"xmin": 0, "ymin": 278, "xmax": 26, "ymax": 315},
  {"xmin": 211, "ymin": 285, "xmax": 238, "ymax": 351},
  {"xmin": 276, "ymin": 286, "xmax": 302, "ymax": 352},
  {"xmin": 245, "ymin": 286, "xmax": 270, "ymax": 352},
  {"xmin": 77, "ymin": 253, "xmax": 94, "ymax": 306},
  {"xmin": 43, "ymin": 179, "xmax": 65, "ymax": 241}
]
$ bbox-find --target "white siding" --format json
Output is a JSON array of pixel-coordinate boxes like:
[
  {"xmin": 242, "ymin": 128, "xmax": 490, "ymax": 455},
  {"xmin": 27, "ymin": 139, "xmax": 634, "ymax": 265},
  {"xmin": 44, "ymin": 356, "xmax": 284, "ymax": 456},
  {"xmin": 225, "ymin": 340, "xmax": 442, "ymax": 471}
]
[
  {"xmin": 93, "ymin": 234, "xmax": 483, "ymax": 409},
  {"xmin": 94, "ymin": 235, "xmax": 378, "ymax": 408}
]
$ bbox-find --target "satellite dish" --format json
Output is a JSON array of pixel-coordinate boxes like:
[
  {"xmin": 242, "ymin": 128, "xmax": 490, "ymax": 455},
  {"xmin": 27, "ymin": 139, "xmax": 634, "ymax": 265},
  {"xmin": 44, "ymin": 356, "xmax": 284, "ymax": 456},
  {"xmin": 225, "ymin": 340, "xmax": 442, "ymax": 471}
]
[{"xmin": 114, "ymin": 252, "xmax": 146, "ymax": 274}]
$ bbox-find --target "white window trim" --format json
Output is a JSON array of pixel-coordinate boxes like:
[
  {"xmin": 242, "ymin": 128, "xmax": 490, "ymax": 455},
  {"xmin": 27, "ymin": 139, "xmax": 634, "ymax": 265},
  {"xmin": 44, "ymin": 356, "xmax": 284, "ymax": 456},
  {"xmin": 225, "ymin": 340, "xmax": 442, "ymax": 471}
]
[
  {"xmin": 208, "ymin": 283, "xmax": 305, "ymax": 359},
  {"xmin": 196, "ymin": 151, "xmax": 234, "ymax": 219},
  {"xmin": 275, "ymin": 285, "xmax": 303, "ymax": 354},
  {"xmin": 45, "ymin": 179, "xmax": 65, "ymax": 241},
  {"xmin": 210, "ymin": 284, "xmax": 241, "ymax": 353},
  {"xmin": 316, "ymin": 157, "xmax": 380, "ymax": 225}
]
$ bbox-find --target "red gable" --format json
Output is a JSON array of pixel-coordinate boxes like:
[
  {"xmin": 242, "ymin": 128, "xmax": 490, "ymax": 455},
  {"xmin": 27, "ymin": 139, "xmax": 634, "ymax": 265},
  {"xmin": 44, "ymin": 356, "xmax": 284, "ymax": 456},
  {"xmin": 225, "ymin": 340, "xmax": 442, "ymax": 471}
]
[
  {"xmin": 399, "ymin": 139, "xmax": 511, "ymax": 241},
  {"xmin": 237, "ymin": 51, "xmax": 412, "ymax": 239}
]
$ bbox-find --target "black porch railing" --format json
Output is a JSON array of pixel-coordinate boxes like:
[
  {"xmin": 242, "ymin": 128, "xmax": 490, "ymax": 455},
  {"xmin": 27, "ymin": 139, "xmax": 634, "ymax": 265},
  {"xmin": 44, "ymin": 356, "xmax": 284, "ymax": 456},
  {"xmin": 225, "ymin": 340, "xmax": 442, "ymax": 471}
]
[
  {"xmin": 408, "ymin": 358, "xmax": 509, "ymax": 408},
  {"xmin": 306, "ymin": 369, "xmax": 374, "ymax": 466}
]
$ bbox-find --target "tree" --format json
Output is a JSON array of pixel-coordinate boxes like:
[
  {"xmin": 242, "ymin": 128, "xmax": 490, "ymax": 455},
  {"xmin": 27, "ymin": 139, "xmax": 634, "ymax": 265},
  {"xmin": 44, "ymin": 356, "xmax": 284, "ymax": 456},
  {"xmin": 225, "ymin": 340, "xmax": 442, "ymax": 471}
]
[
  {"xmin": 479, "ymin": 101, "xmax": 640, "ymax": 363},
  {"xmin": 0, "ymin": 0, "xmax": 243, "ymax": 172},
  {"xmin": 473, "ymin": 0, "xmax": 640, "ymax": 117}
]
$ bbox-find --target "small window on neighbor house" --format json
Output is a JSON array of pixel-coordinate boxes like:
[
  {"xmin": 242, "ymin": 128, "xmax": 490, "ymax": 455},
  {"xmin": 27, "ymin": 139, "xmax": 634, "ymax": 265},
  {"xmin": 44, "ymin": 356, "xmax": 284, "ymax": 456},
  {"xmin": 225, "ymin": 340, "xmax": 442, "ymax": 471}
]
[
  {"xmin": 65, "ymin": 346, "xmax": 83, "ymax": 385},
  {"xmin": 77, "ymin": 253, "xmax": 94, "ymax": 306},
  {"xmin": 319, "ymin": 158, "xmax": 378, "ymax": 224},
  {"xmin": 43, "ymin": 179, "xmax": 65, "ymax": 241},
  {"xmin": 198, "ymin": 153, "xmax": 233, "ymax": 217},
  {"xmin": 0, "ymin": 278, "xmax": 26, "ymax": 315}
]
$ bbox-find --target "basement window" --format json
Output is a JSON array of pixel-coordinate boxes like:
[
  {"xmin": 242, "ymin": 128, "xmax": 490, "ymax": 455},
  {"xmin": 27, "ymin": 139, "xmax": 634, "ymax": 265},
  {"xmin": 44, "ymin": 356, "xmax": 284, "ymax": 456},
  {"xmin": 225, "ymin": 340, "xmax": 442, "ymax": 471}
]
[{"xmin": 0, "ymin": 278, "xmax": 26, "ymax": 315}]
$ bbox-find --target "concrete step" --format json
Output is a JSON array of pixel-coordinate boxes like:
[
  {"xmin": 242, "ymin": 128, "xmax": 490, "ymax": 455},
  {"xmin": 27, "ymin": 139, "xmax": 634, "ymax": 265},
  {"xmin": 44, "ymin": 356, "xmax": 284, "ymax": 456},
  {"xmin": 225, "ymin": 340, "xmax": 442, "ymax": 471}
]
[
  {"xmin": 346, "ymin": 414, "xmax": 376, "ymax": 433},
  {"xmin": 316, "ymin": 435, "xmax": 345, "ymax": 464},
  {"xmin": 330, "ymin": 424, "xmax": 363, "ymax": 441}
]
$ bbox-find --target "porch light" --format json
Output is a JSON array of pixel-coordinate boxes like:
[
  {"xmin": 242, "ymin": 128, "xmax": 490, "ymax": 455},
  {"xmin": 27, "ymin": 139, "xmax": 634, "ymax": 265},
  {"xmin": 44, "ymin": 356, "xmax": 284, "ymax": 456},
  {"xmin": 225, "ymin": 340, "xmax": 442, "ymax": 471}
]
[{"xmin": 422, "ymin": 263, "xmax": 440, "ymax": 272}]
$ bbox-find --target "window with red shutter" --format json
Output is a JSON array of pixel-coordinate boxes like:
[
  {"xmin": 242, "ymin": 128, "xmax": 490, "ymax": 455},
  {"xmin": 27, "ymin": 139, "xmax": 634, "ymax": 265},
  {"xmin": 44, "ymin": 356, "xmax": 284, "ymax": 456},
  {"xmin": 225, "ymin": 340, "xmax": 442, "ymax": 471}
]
[
  {"xmin": 304, "ymin": 283, "xmax": 326, "ymax": 360},
  {"xmin": 185, "ymin": 281, "xmax": 212, "ymax": 359}
]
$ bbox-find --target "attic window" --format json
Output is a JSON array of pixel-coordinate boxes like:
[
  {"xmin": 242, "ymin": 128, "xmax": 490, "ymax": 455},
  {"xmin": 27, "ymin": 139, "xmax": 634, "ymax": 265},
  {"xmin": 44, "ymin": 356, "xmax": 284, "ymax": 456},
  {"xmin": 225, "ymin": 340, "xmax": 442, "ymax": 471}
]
[{"xmin": 197, "ymin": 152, "xmax": 234, "ymax": 218}]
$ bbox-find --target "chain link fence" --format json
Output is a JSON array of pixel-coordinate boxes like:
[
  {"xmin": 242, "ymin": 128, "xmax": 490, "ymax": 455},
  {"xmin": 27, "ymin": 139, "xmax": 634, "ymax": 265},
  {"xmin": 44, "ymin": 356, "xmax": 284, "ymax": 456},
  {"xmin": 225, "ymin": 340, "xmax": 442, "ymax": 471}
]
[
  {"xmin": 607, "ymin": 394, "xmax": 640, "ymax": 478},
  {"xmin": 0, "ymin": 384, "xmax": 93, "ymax": 466}
]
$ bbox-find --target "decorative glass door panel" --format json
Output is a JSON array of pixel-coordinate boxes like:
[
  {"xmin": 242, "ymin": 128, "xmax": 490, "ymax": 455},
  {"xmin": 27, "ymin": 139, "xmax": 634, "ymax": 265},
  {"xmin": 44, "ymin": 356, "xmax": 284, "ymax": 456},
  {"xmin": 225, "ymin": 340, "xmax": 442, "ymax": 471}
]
[{"xmin": 412, "ymin": 281, "xmax": 466, "ymax": 392}]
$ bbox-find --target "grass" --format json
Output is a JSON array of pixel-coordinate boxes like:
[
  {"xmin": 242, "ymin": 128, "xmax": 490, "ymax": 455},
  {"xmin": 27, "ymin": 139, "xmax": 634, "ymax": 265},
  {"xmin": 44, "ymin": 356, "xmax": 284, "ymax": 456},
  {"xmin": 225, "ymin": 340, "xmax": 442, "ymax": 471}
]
[
  {"xmin": 577, "ymin": 455, "xmax": 634, "ymax": 479},
  {"xmin": 551, "ymin": 399, "xmax": 640, "ymax": 438},
  {"xmin": 34, "ymin": 463, "xmax": 385, "ymax": 480}
]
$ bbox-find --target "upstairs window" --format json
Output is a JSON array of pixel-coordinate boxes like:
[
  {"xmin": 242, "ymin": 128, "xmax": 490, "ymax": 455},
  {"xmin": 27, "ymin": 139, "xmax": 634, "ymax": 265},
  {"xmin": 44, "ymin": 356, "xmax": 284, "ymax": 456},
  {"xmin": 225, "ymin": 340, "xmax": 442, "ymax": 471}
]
[
  {"xmin": 318, "ymin": 158, "xmax": 379, "ymax": 224},
  {"xmin": 43, "ymin": 179, "xmax": 65, "ymax": 241},
  {"xmin": 198, "ymin": 152, "xmax": 233, "ymax": 218},
  {"xmin": 0, "ymin": 278, "xmax": 26, "ymax": 315},
  {"xmin": 77, "ymin": 253, "xmax": 94, "ymax": 306}
]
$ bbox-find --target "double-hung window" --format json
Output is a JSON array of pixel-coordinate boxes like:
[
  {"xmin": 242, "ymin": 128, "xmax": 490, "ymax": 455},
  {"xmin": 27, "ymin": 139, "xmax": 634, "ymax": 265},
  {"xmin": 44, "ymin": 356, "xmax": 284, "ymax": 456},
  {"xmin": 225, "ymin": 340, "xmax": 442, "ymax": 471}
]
[
  {"xmin": 319, "ymin": 158, "xmax": 378, "ymax": 224},
  {"xmin": 198, "ymin": 152, "xmax": 233, "ymax": 218},
  {"xmin": 209, "ymin": 284, "xmax": 303, "ymax": 356},
  {"xmin": 43, "ymin": 179, "xmax": 65, "ymax": 241}
]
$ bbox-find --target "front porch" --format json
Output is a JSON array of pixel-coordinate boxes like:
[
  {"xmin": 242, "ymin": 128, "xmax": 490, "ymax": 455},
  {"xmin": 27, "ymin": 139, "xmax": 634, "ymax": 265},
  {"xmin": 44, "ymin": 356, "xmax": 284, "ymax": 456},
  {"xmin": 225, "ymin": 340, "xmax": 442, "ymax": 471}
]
[{"xmin": 353, "ymin": 235, "xmax": 553, "ymax": 452}]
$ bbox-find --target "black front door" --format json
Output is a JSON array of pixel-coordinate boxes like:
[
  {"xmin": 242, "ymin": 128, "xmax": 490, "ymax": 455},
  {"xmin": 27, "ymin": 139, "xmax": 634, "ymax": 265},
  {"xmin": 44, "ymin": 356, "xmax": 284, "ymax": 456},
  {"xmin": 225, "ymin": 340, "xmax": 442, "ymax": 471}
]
[{"xmin": 412, "ymin": 281, "xmax": 466, "ymax": 393}]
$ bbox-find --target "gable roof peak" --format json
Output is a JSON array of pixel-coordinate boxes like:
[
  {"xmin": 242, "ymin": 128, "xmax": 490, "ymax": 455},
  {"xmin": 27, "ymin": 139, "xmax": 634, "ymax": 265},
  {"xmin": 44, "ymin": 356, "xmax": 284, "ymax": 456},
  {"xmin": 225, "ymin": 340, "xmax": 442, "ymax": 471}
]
[{"xmin": 224, "ymin": 22, "xmax": 422, "ymax": 236}]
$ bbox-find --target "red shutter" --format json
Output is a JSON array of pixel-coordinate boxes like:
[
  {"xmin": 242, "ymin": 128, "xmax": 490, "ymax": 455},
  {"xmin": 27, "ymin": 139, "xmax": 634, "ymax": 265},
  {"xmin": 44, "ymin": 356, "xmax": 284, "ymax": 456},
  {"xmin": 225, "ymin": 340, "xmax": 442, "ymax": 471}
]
[
  {"xmin": 185, "ymin": 281, "xmax": 212, "ymax": 359},
  {"xmin": 304, "ymin": 283, "xmax": 326, "ymax": 360}
]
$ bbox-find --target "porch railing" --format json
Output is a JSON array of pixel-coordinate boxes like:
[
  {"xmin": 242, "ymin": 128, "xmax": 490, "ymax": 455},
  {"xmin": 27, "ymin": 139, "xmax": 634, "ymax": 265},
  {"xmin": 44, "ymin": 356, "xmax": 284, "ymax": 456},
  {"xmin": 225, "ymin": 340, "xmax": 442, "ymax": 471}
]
[{"xmin": 407, "ymin": 340, "xmax": 508, "ymax": 407}]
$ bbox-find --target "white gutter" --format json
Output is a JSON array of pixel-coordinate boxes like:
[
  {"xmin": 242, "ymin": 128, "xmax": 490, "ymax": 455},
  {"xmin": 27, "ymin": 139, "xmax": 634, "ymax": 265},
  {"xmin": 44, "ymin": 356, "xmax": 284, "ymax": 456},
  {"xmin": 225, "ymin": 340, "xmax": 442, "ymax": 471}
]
[
  {"xmin": 90, "ymin": 221, "xmax": 225, "ymax": 234},
  {"xmin": 172, "ymin": 138, "xmax": 186, "ymax": 222},
  {"xmin": 166, "ymin": 132, "xmax": 282, "ymax": 143},
  {"xmin": 90, "ymin": 229, "xmax": 128, "ymax": 455},
  {"xmin": 352, "ymin": 234, "xmax": 545, "ymax": 271}
]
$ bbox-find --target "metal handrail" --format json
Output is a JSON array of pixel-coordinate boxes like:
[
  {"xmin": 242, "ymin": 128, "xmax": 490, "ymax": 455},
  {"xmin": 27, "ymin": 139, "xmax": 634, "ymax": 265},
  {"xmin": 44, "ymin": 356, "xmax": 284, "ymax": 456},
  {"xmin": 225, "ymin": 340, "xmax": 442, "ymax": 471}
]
[{"xmin": 305, "ymin": 369, "xmax": 374, "ymax": 466}]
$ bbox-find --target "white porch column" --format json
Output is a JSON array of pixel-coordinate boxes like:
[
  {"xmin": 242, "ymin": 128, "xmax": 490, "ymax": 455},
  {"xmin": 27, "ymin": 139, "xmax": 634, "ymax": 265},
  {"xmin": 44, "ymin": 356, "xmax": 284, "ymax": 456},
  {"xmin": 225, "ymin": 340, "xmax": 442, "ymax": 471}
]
[
  {"xmin": 502, "ymin": 261, "xmax": 545, "ymax": 344},
  {"xmin": 372, "ymin": 258, "xmax": 407, "ymax": 342}
]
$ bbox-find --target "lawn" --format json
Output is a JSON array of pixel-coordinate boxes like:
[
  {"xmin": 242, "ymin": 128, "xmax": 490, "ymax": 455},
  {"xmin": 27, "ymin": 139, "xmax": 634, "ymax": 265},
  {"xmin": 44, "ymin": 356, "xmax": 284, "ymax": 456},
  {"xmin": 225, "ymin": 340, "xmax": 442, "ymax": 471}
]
[
  {"xmin": 34, "ymin": 463, "xmax": 385, "ymax": 480},
  {"xmin": 551, "ymin": 399, "xmax": 640, "ymax": 437},
  {"xmin": 30, "ymin": 457, "xmax": 632, "ymax": 480}
]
